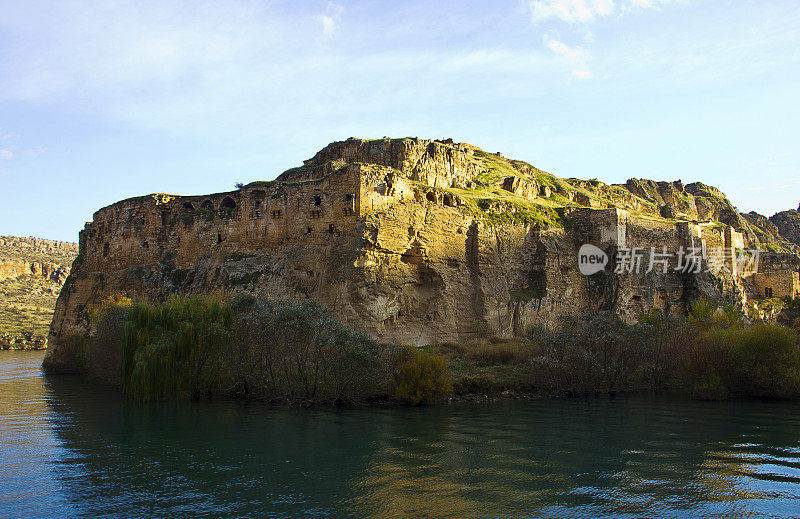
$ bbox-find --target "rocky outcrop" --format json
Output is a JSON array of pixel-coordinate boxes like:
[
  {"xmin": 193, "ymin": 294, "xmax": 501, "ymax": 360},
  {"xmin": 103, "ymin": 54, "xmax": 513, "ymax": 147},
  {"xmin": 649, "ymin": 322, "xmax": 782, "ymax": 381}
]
[
  {"xmin": 0, "ymin": 235, "xmax": 78, "ymax": 350},
  {"xmin": 770, "ymin": 210, "xmax": 800, "ymax": 248},
  {"xmin": 0, "ymin": 259, "xmax": 70, "ymax": 284},
  {"xmin": 42, "ymin": 137, "xmax": 798, "ymax": 373}
]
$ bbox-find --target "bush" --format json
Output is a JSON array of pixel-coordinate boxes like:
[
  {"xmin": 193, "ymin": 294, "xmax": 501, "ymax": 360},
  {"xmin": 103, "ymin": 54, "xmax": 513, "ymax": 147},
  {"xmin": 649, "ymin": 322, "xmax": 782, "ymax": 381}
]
[
  {"xmin": 529, "ymin": 313, "xmax": 639, "ymax": 394},
  {"xmin": 688, "ymin": 297, "xmax": 742, "ymax": 329},
  {"xmin": 453, "ymin": 374, "xmax": 498, "ymax": 395},
  {"xmin": 684, "ymin": 323, "xmax": 800, "ymax": 398},
  {"xmin": 466, "ymin": 340, "xmax": 530, "ymax": 365},
  {"xmin": 393, "ymin": 348, "xmax": 452, "ymax": 405},
  {"xmin": 228, "ymin": 297, "xmax": 384, "ymax": 402},
  {"xmin": 634, "ymin": 311, "xmax": 696, "ymax": 387},
  {"xmin": 116, "ymin": 294, "xmax": 385, "ymax": 403},
  {"xmin": 123, "ymin": 295, "xmax": 231, "ymax": 401},
  {"xmin": 784, "ymin": 296, "xmax": 800, "ymax": 313},
  {"xmin": 86, "ymin": 306, "xmax": 127, "ymax": 386}
]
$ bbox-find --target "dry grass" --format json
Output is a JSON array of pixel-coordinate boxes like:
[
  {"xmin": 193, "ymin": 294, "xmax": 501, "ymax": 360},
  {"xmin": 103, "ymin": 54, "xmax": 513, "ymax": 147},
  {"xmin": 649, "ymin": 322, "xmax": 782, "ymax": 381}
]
[{"xmin": 466, "ymin": 339, "xmax": 533, "ymax": 365}]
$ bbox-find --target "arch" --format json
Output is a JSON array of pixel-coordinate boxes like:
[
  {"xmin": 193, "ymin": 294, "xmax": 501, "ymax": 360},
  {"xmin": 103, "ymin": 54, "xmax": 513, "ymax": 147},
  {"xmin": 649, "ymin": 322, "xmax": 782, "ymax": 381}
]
[
  {"xmin": 219, "ymin": 196, "xmax": 237, "ymax": 219},
  {"xmin": 426, "ymin": 192, "xmax": 436, "ymax": 203},
  {"xmin": 182, "ymin": 201, "xmax": 195, "ymax": 211},
  {"xmin": 200, "ymin": 200, "xmax": 214, "ymax": 210},
  {"xmin": 220, "ymin": 196, "xmax": 237, "ymax": 210},
  {"xmin": 443, "ymin": 193, "xmax": 454, "ymax": 207}
]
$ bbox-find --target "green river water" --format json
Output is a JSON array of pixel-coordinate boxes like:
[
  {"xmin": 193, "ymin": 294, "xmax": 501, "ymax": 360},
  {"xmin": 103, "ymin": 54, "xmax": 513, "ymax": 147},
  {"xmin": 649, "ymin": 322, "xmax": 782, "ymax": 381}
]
[{"xmin": 1, "ymin": 350, "xmax": 799, "ymax": 518}]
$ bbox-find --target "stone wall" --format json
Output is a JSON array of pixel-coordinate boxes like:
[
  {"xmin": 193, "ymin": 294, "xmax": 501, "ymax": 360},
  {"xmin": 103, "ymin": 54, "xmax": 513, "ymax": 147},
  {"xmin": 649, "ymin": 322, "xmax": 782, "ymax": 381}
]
[
  {"xmin": 752, "ymin": 271, "xmax": 800, "ymax": 299},
  {"xmin": 44, "ymin": 136, "xmax": 789, "ymax": 373},
  {"xmin": 80, "ymin": 166, "xmax": 362, "ymax": 274}
]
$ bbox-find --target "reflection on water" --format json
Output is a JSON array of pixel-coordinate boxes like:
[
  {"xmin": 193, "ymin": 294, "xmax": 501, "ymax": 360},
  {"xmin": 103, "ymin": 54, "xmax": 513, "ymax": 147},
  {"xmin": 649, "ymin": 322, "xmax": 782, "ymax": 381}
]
[{"xmin": 1, "ymin": 351, "xmax": 800, "ymax": 518}]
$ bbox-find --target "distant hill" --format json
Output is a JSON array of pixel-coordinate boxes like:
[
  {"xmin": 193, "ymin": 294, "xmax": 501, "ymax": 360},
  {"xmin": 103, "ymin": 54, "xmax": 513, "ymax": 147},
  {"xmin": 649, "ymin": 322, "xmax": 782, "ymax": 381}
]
[{"xmin": 0, "ymin": 236, "xmax": 78, "ymax": 349}]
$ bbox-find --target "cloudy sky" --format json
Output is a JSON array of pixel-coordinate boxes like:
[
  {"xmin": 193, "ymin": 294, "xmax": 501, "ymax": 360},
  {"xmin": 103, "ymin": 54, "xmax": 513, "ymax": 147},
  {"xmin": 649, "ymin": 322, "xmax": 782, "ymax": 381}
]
[{"xmin": 1, "ymin": 0, "xmax": 798, "ymax": 241}]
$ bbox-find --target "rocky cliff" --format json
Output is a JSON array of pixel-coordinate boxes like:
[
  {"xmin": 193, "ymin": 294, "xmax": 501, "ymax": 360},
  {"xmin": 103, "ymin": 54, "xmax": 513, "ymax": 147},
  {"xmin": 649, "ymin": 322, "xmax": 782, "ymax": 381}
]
[
  {"xmin": 770, "ymin": 209, "xmax": 800, "ymax": 249},
  {"xmin": 42, "ymin": 137, "xmax": 800, "ymax": 371},
  {"xmin": 0, "ymin": 236, "xmax": 78, "ymax": 349}
]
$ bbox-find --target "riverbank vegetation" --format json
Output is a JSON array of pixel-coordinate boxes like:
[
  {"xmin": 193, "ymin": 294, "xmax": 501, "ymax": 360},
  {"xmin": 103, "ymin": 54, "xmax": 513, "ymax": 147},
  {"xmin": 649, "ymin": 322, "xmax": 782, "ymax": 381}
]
[
  {"xmin": 85, "ymin": 294, "xmax": 451, "ymax": 405},
  {"xmin": 74, "ymin": 294, "xmax": 800, "ymax": 404},
  {"xmin": 438, "ymin": 298, "xmax": 800, "ymax": 401}
]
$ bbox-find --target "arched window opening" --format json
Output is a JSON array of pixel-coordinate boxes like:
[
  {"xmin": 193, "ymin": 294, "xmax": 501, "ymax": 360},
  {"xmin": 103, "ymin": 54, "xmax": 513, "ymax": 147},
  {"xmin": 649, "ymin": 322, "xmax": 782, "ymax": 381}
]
[{"xmin": 220, "ymin": 197, "xmax": 237, "ymax": 218}]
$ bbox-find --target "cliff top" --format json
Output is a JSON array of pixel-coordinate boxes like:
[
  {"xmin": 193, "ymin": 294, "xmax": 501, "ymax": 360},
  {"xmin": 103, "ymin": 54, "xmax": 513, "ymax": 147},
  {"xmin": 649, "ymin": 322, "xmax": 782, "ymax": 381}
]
[{"xmin": 107, "ymin": 136, "xmax": 798, "ymax": 252}]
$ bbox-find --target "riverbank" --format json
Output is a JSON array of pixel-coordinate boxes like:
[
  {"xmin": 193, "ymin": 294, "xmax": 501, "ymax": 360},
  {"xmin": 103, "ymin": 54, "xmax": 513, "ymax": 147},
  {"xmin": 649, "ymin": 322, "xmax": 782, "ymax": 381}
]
[
  {"xmin": 42, "ymin": 293, "xmax": 800, "ymax": 405},
  {"xmin": 6, "ymin": 349, "xmax": 800, "ymax": 518}
]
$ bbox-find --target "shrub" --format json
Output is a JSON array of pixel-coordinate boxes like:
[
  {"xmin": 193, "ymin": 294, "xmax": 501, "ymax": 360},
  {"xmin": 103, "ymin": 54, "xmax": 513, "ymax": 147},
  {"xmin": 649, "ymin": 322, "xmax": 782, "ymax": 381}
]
[
  {"xmin": 634, "ymin": 311, "xmax": 696, "ymax": 387},
  {"xmin": 393, "ymin": 348, "xmax": 452, "ymax": 405},
  {"xmin": 86, "ymin": 305, "xmax": 127, "ymax": 386},
  {"xmin": 453, "ymin": 374, "xmax": 498, "ymax": 395},
  {"xmin": 529, "ymin": 313, "xmax": 638, "ymax": 394},
  {"xmin": 228, "ymin": 298, "xmax": 384, "ymax": 402},
  {"xmin": 118, "ymin": 294, "xmax": 385, "ymax": 403},
  {"xmin": 684, "ymin": 323, "xmax": 800, "ymax": 398},
  {"xmin": 123, "ymin": 295, "xmax": 232, "ymax": 401},
  {"xmin": 688, "ymin": 297, "xmax": 741, "ymax": 329},
  {"xmin": 727, "ymin": 323, "xmax": 800, "ymax": 398},
  {"xmin": 784, "ymin": 296, "xmax": 800, "ymax": 313},
  {"xmin": 466, "ymin": 340, "xmax": 530, "ymax": 365}
]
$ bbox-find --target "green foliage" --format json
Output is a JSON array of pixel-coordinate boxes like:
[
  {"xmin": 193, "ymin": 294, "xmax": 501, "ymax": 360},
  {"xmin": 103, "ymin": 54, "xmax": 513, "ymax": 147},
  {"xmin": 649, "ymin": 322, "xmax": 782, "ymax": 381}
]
[
  {"xmin": 123, "ymin": 295, "xmax": 231, "ymax": 401},
  {"xmin": 229, "ymin": 297, "xmax": 384, "ymax": 402},
  {"xmin": 85, "ymin": 304, "xmax": 128, "ymax": 385},
  {"xmin": 466, "ymin": 340, "xmax": 531, "ymax": 365},
  {"xmin": 530, "ymin": 313, "xmax": 642, "ymax": 394},
  {"xmin": 784, "ymin": 296, "xmax": 800, "ymax": 313},
  {"xmin": 688, "ymin": 297, "xmax": 742, "ymax": 329},
  {"xmin": 692, "ymin": 324, "xmax": 800, "ymax": 398},
  {"xmin": 393, "ymin": 347, "xmax": 452, "ymax": 405},
  {"xmin": 118, "ymin": 294, "xmax": 385, "ymax": 403}
]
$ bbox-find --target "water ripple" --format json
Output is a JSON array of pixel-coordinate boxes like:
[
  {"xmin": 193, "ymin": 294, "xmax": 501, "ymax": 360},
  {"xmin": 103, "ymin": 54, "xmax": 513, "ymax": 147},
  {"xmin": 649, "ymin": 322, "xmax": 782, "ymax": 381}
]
[{"xmin": 2, "ymin": 352, "xmax": 800, "ymax": 518}]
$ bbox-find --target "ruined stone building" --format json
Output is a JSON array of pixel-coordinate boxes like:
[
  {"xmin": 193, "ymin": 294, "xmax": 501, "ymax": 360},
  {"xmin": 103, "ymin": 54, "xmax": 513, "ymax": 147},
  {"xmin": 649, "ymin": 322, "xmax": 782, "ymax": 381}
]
[{"xmin": 44, "ymin": 137, "xmax": 800, "ymax": 372}]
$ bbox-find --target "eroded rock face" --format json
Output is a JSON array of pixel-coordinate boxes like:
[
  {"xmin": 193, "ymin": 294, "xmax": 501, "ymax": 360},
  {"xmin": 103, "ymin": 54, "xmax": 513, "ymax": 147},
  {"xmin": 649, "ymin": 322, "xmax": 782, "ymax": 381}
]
[
  {"xmin": 771, "ymin": 210, "xmax": 800, "ymax": 248},
  {"xmin": 42, "ymin": 137, "xmax": 797, "ymax": 373}
]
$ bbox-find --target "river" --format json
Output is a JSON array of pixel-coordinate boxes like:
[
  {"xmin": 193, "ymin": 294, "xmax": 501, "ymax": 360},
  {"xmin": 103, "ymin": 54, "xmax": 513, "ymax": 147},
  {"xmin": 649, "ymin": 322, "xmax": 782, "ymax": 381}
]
[{"xmin": 1, "ymin": 350, "xmax": 799, "ymax": 518}]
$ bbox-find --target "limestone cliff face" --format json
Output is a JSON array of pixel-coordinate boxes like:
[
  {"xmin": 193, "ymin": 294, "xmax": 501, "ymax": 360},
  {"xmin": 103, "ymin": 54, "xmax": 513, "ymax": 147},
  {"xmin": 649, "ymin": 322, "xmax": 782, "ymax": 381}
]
[
  {"xmin": 0, "ymin": 236, "xmax": 78, "ymax": 349},
  {"xmin": 42, "ymin": 137, "xmax": 797, "ymax": 372},
  {"xmin": 770, "ymin": 210, "xmax": 800, "ymax": 249}
]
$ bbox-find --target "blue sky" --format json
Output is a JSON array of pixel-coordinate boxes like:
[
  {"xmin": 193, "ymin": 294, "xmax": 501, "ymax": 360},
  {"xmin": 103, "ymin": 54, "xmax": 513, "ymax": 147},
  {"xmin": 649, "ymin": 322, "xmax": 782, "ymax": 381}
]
[{"xmin": 1, "ymin": 0, "xmax": 799, "ymax": 242}]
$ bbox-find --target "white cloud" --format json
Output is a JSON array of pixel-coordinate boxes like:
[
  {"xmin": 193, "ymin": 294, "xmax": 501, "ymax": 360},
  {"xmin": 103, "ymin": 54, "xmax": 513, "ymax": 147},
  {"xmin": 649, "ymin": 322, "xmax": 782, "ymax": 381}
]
[
  {"xmin": 544, "ymin": 34, "xmax": 593, "ymax": 79},
  {"xmin": 0, "ymin": 149, "xmax": 13, "ymax": 159},
  {"xmin": 544, "ymin": 35, "xmax": 590, "ymax": 64},
  {"xmin": 529, "ymin": 0, "xmax": 681, "ymax": 23},
  {"xmin": 530, "ymin": 0, "xmax": 615, "ymax": 23},
  {"xmin": 316, "ymin": 2, "xmax": 343, "ymax": 39}
]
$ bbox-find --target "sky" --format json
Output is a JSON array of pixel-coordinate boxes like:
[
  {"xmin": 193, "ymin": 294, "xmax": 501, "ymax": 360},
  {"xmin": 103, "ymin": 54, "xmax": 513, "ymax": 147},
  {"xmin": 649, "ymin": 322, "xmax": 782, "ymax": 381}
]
[{"xmin": 1, "ymin": 0, "xmax": 799, "ymax": 242}]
